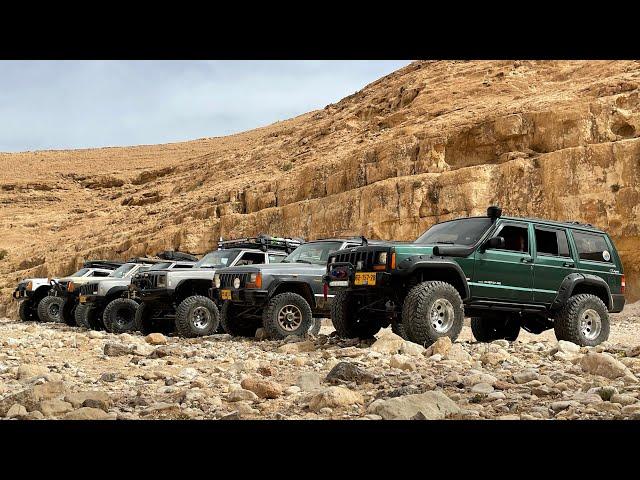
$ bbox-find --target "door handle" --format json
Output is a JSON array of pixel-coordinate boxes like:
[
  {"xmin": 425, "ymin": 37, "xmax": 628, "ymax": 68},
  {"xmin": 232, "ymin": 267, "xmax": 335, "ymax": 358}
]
[
  {"xmin": 563, "ymin": 262, "xmax": 575, "ymax": 268},
  {"xmin": 521, "ymin": 257, "xmax": 533, "ymax": 263}
]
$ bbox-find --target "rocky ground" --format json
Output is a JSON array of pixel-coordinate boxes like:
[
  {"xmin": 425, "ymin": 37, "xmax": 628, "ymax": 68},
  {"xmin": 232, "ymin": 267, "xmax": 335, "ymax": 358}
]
[{"xmin": 1, "ymin": 302, "xmax": 640, "ymax": 420}]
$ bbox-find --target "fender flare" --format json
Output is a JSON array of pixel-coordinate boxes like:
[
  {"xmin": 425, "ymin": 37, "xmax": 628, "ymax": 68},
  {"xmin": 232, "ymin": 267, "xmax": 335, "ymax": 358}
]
[
  {"xmin": 396, "ymin": 257, "xmax": 470, "ymax": 300},
  {"xmin": 174, "ymin": 279, "xmax": 210, "ymax": 298},
  {"xmin": 268, "ymin": 280, "xmax": 316, "ymax": 308},
  {"xmin": 551, "ymin": 273, "xmax": 613, "ymax": 310},
  {"xmin": 105, "ymin": 286, "xmax": 129, "ymax": 300}
]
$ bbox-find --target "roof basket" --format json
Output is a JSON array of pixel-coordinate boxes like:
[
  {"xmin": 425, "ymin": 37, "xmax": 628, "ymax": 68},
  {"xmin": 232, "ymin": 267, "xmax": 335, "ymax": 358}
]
[
  {"xmin": 218, "ymin": 234, "xmax": 305, "ymax": 253},
  {"xmin": 82, "ymin": 260, "xmax": 124, "ymax": 270},
  {"xmin": 125, "ymin": 257, "xmax": 166, "ymax": 264},
  {"xmin": 156, "ymin": 251, "xmax": 199, "ymax": 262},
  {"xmin": 566, "ymin": 221, "xmax": 594, "ymax": 228}
]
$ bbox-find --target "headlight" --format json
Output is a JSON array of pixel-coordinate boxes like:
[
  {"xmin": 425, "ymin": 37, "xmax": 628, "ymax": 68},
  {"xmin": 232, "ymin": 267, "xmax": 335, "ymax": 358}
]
[
  {"xmin": 26, "ymin": 281, "xmax": 33, "ymax": 291},
  {"xmin": 247, "ymin": 273, "xmax": 262, "ymax": 289},
  {"xmin": 378, "ymin": 252, "xmax": 388, "ymax": 264},
  {"xmin": 157, "ymin": 275, "xmax": 166, "ymax": 288},
  {"xmin": 233, "ymin": 277, "xmax": 241, "ymax": 289},
  {"xmin": 68, "ymin": 281, "xmax": 75, "ymax": 292},
  {"xmin": 214, "ymin": 274, "xmax": 221, "ymax": 289},
  {"xmin": 330, "ymin": 257, "xmax": 336, "ymax": 264}
]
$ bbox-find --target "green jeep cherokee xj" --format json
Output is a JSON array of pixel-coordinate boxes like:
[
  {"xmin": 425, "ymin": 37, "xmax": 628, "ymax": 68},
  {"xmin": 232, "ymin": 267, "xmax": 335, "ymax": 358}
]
[{"xmin": 324, "ymin": 206, "xmax": 625, "ymax": 347}]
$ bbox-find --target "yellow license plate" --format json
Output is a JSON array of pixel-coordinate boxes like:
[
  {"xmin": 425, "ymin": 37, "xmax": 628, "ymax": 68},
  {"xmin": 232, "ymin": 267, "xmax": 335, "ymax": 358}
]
[
  {"xmin": 79, "ymin": 295, "xmax": 87, "ymax": 303},
  {"xmin": 354, "ymin": 272, "xmax": 376, "ymax": 286},
  {"xmin": 220, "ymin": 289, "xmax": 232, "ymax": 300}
]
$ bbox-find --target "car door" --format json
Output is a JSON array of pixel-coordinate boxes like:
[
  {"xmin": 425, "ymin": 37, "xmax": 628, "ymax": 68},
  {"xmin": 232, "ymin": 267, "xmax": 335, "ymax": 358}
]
[
  {"xmin": 472, "ymin": 220, "xmax": 535, "ymax": 303},
  {"xmin": 233, "ymin": 251, "xmax": 267, "ymax": 266},
  {"xmin": 532, "ymin": 225, "xmax": 576, "ymax": 304}
]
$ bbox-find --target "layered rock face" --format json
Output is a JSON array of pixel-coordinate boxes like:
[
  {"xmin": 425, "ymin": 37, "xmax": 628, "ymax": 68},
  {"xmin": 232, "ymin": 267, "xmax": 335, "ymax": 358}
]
[{"xmin": 1, "ymin": 60, "xmax": 639, "ymax": 314}]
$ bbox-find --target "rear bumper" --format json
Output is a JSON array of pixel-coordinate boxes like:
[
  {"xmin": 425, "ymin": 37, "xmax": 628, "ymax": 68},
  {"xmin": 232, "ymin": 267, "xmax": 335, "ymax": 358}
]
[{"xmin": 611, "ymin": 294, "xmax": 625, "ymax": 313}]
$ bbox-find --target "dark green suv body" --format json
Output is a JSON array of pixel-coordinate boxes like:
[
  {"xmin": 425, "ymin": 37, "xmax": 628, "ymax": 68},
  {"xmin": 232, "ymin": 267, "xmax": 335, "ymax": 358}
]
[{"xmin": 324, "ymin": 206, "xmax": 625, "ymax": 347}]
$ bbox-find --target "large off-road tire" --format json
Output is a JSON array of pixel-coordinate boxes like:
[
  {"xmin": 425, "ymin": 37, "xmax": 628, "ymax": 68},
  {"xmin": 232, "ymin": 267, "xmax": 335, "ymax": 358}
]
[
  {"xmin": 37, "ymin": 296, "xmax": 65, "ymax": 323},
  {"xmin": 553, "ymin": 294, "xmax": 610, "ymax": 347},
  {"xmin": 471, "ymin": 315, "xmax": 521, "ymax": 342},
  {"xmin": 134, "ymin": 302, "xmax": 153, "ymax": 335},
  {"xmin": 330, "ymin": 291, "xmax": 382, "ymax": 339},
  {"xmin": 103, "ymin": 298, "xmax": 139, "ymax": 334},
  {"xmin": 61, "ymin": 300, "xmax": 77, "ymax": 326},
  {"xmin": 74, "ymin": 303, "xmax": 102, "ymax": 329},
  {"xmin": 19, "ymin": 300, "xmax": 37, "ymax": 322},
  {"xmin": 391, "ymin": 320, "xmax": 408, "ymax": 339},
  {"xmin": 262, "ymin": 292, "xmax": 314, "ymax": 340},
  {"xmin": 175, "ymin": 295, "xmax": 220, "ymax": 338},
  {"xmin": 402, "ymin": 281, "xmax": 464, "ymax": 347},
  {"xmin": 220, "ymin": 301, "xmax": 259, "ymax": 337}
]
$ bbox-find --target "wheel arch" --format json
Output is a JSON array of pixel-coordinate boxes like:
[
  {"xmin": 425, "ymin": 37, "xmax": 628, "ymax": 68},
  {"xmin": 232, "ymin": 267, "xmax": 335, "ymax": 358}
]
[
  {"xmin": 552, "ymin": 273, "xmax": 612, "ymax": 311},
  {"xmin": 402, "ymin": 260, "xmax": 470, "ymax": 300},
  {"xmin": 174, "ymin": 279, "xmax": 211, "ymax": 303},
  {"xmin": 271, "ymin": 281, "xmax": 315, "ymax": 308}
]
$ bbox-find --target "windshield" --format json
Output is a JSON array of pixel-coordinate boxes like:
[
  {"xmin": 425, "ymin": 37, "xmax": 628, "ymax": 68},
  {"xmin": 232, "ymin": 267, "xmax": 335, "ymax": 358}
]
[
  {"xmin": 71, "ymin": 268, "xmax": 90, "ymax": 277},
  {"xmin": 149, "ymin": 262, "xmax": 173, "ymax": 271},
  {"xmin": 283, "ymin": 242, "xmax": 343, "ymax": 265},
  {"xmin": 109, "ymin": 263, "xmax": 137, "ymax": 278},
  {"xmin": 195, "ymin": 250, "xmax": 240, "ymax": 268},
  {"xmin": 415, "ymin": 218, "xmax": 492, "ymax": 246}
]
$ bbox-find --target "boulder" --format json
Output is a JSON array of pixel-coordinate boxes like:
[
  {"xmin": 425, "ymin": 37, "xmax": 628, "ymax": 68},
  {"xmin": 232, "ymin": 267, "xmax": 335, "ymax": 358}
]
[
  {"xmin": 580, "ymin": 352, "xmax": 637, "ymax": 381},
  {"xmin": 370, "ymin": 331, "xmax": 404, "ymax": 354},
  {"xmin": 240, "ymin": 378, "xmax": 283, "ymax": 399},
  {"xmin": 103, "ymin": 343, "xmax": 133, "ymax": 357},
  {"xmin": 39, "ymin": 399, "xmax": 73, "ymax": 417},
  {"xmin": 368, "ymin": 391, "xmax": 460, "ymax": 420},
  {"xmin": 389, "ymin": 354, "xmax": 416, "ymax": 371},
  {"xmin": 145, "ymin": 333, "xmax": 168, "ymax": 345},
  {"xmin": 296, "ymin": 372, "xmax": 323, "ymax": 391},
  {"xmin": 64, "ymin": 407, "xmax": 113, "ymax": 420},
  {"xmin": 308, "ymin": 387, "xmax": 364, "ymax": 411}
]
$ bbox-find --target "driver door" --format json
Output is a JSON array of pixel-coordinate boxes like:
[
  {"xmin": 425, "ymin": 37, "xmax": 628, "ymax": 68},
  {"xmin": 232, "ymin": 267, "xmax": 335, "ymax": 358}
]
[{"xmin": 472, "ymin": 221, "xmax": 535, "ymax": 303}]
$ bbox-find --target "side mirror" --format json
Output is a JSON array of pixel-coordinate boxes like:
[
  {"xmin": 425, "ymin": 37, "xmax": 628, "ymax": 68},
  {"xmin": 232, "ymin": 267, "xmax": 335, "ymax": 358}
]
[{"xmin": 484, "ymin": 236, "xmax": 505, "ymax": 250}]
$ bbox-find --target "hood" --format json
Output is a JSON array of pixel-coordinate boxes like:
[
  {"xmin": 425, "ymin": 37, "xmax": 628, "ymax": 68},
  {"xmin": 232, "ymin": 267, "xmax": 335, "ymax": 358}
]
[{"xmin": 220, "ymin": 262, "xmax": 324, "ymax": 274}]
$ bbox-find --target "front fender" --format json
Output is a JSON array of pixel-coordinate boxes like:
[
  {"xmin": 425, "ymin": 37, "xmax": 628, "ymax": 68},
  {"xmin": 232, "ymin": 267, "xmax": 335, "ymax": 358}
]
[{"xmin": 396, "ymin": 257, "xmax": 471, "ymax": 300}]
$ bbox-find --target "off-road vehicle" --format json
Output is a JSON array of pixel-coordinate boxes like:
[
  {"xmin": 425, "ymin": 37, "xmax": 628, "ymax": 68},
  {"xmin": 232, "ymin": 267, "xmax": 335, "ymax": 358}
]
[
  {"xmin": 324, "ymin": 206, "xmax": 625, "ymax": 347},
  {"xmin": 40, "ymin": 261, "xmax": 123, "ymax": 324},
  {"xmin": 13, "ymin": 261, "xmax": 119, "ymax": 323},
  {"xmin": 131, "ymin": 236, "xmax": 301, "ymax": 337},
  {"xmin": 214, "ymin": 237, "xmax": 382, "ymax": 339},
  {"xmin": 75, "ymin": 257, "xmax": 186, "ymax": 331}
]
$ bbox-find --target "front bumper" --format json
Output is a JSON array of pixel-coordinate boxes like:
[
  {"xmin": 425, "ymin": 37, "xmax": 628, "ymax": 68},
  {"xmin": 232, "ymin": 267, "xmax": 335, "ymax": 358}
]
[
  {"xmin": 129, "ymin": 286, "xmax": 173, "ymax": 303},
  {"xmin": 12, "ymin": 288, "xmax": 32, "ymax": 300},
  {"xmin": 323, "ymin": 262, "xmax": 393, "ymax": 291},
  {"xmin": 78, "ymin": 294, "xmax": 106, "ymax": 306},
  {"xmin": 214, "ymin": 287, "xmax": 269, "ymax": 305},
  {"xmin": 611, "ymin": 294, "xmax": 626, "ymax": 313}
]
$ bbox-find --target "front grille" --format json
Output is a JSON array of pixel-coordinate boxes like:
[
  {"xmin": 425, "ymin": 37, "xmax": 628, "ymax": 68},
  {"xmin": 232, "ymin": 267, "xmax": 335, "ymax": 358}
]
[
  {"xmin": 219, "ymin": 272, "xmax": 252, "ymax": 289},
  {"xmin": 80, "ymin": 282, "xmax": 99, "ymax": 295},
  {"xmin": 132, "ymin": 273, "xmax": 161, "ymax": 290},
  {"xmin": 333, "ymin": 248, "xmax": 384, "ymax": 271}
]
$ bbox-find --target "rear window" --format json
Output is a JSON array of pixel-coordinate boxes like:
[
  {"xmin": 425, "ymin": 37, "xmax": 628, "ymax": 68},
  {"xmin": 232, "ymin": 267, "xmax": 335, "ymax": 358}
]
[
  {"xmin": 572, "ymin": 231, "xmax": 613, "ymax": 263},
  {"xmin": 535, "ymin": 227, "xmax": 571, "ymax": 257}
]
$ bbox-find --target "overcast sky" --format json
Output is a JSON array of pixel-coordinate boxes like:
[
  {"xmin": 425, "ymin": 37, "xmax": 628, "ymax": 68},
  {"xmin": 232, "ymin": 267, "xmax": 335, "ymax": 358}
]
[{"xmin": 0, "ymin": 61, "xmax": 410, "ymax": 152}]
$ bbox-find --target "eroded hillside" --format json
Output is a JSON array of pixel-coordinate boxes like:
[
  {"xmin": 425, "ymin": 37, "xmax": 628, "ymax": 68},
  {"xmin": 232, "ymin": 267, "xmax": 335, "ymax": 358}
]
[{"xmin": 1, "ymin": 60, "xmax": 640, "ymax": 314}]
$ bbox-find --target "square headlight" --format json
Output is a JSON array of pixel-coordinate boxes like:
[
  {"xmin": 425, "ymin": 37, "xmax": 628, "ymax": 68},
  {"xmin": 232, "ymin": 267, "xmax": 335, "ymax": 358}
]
[
  {"xmin": 378, "ymin": 252, "xmax": 387, "ymax": 264},
  {"xmin": 214, "ymin": 274, "xmax": 221, "ymax": 289},
  {"xmin": 157, "ymin": 275, "xmax": 166, "ymax": 288}
]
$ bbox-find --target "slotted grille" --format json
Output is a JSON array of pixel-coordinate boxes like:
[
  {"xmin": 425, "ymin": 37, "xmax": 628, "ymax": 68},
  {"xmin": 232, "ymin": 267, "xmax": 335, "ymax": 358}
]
[
  {"xmin": 132, "ymin": 274, "xmax": 160, "ymax": 290},
  {"xmin": 80, "ymin": 282, "xmax": 99, "ymax": 295},
  {"xmin": 333, "ymin": 249, "xmax": 381, "ymax": 271},
  {"xmin": 219, "ymin": 272, "xmax": 252, "ymax": 289}
]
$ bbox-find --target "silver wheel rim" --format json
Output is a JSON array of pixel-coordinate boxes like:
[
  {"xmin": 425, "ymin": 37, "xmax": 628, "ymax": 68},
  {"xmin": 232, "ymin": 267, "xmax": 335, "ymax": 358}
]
[
  {"xmin": 49, "ymin": 303, "xmax": 60, "ymax": 318},
  {"xmin": 192, "ymin": 306, "xmax": 211, "ymax": 329},
  {"xmin": 277, "ymin": 304, "xmax": 302, "ymax": 332},
  {"xmin": 430, "ymin": 298, "xmax": 455, "ymax": 333},
  {"xmin": 580, "ymin": 308, "xmax": 602, "ymax": 340}
]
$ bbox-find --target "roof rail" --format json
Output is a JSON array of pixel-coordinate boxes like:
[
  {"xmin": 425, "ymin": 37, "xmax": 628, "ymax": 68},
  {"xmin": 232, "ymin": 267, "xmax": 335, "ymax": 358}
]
[
  {"xmin": 82, "ymin": 260, "xmax": 124, "ymax": 270},
  {"xmin": 218, "ymin": 234, "xmax": 305, "ymax": 253},
  {"xmin": 156, "ymin": 251, "xmax": 199, "ymax": 262},
  {"xmin": 566, "ymin": 221, "xmax": 594, "ymax": 228}
]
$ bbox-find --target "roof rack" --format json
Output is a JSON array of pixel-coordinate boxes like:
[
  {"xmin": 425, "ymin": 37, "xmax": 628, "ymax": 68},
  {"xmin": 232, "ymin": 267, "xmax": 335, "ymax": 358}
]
[
  {"xmin": 565, "ymin": 221, "xmax": 595, "ymax": 228},
  {"xmin": 156, "ymin": 251, "xmax": 199, "ymax": 262},
  {"xmin": 218, "ymin": 234, "xmax": 305, "ymax": 253},
  {"xmin": 125, "ymin": 257, "xmax": 166, "ymax": 264},
  {"xmin": 82, "ymin": 260, "xmax": 124, "ymax": 270}
]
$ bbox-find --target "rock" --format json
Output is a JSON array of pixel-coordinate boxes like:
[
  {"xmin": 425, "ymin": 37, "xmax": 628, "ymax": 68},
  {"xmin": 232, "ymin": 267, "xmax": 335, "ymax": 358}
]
[
  {"xmin": 445, "ymin": 344, "xmax": 472, "ymax": 363},
  {"xmin": 487, "ymin": 392, "xmax": 506, "ymax": 401},
  {"xmin": 580, "ymin": 352, "xmax": 636, "ymax": 381},
  {"xmin": 325, "ymin": 362, "xmax": 376, "ymax": 385},
  {"xmin": 87, "ymin": 331, "xmax": 104, "ymax": 339},
  {"xmin": 368, "ymin": 390, "xmax": 460, "ymax": 420},
  {"xmin": 622, "ymin": 404, "xmax": 640, "ymax": 415},
  {"xmin": 6, "ymin": 403, "xmax": 27, "ymax": 418},
  {"xmin": 491, "ymin": 339, "xmax": 510, "ymax": 348},
  {"xmin": 131, "ymin": 343, "xmax": 155, "ymax": 356},
  {"xmin": 255, "ymin": 328, "xmax": 268, "ymax": 340},
  {"xmin": 296, "ymin": 372, "xmax": 323, "ymax": 391},
  {"xmin": 462, "ymin": 372, "xmax": 498, "ymax": 387},
  {"xmin": 285, "ymin": 386, "xmax": 301, "ymax": 395},
  {"xmin": 425, "ymin": 337, "xmax": 452, "ymax": 357},
  {"xmin": 235, "ymin": 402, "xmax": 259, "ymax": 416},
  {"xmin": 17, "ymin": 364, "xmax": 49, "ymax": 380},
  {"xmin": 588, "ymin": 386, "xmax": 618, "ymax": 401},
  {"xmin": 64, "ymin": 407, "xmax": 113, "ymax": 420},
  {"xmin": 550, "ymin": 401, "xmax": 576, "ymax": 413},
  {"xmin": 103, "ymin": 343, "xmax": 132, "ymax": 357},
  {"xmin": 178, "ymin": 368, "xmax": 199, "ymax": 381},
  {"xmin": 227, "ymin": 388, "xmax": 259, "ymax": 403},
  {"xmin": 389, "ymin": 354, "xmax": 416, "ymax": 371},
  {"xmin": 231, "ymin": 359, "xmax": 260, "ymax": 373},
  {"xmin": 26, "ymin": 410, "xmax": 45, "ymax": 420},
  {"xmin": 309, "ymin": 386, "xmax": 364, "ymax": 411},
  {"xmin": 480, "ymin": 350, "xmax": 509, "ymax": 366},
  {"xmin": 557, "ymin": 340, "xmax": 581, "ymax": 354},
  {"xmin": 513, "ymin": 369, "xmax": 539, "ymax": 384},
  {"xmin": 64, "ymin": 391, "xmax": 112, "ymax": 409},
  {"xmin": 610, "ymin": 394, "xmax": 638, "ymax": 406},
  {"xmin": 241, "ymin": 378, "xmax": 282, "ymax": 399},
  {"xmin": 39, "ymin": 399, "xmax": 73, "ymax": 417},
  {"xmin": 626, "ymin": 345, "xmax": 640, "ymax": 358},
  {"xmin": 400, "ymin": 341, "xmax": 426, "ymax": 356},
  {"xmin": 99, "ymin": 372, "xmax": 121, "ymax": 382},
  {"xmin": 471, "ymin": 383, "xmax": 494, "ymax": 394},
  {"xmin": 370, "ymin": 331, "xmax": 404, "ymax": 354},
  {"xmin": 277, "ymin": 340, "xmax": 316, "ymax": 354},
  {"xmin": 257, "ymin": 365, "xmax": 274, "ymax": 377},
  {"xmin": 319, "ymin": 407, "xmax": 333, "ymax": 416},
  {"xmin": 145, "ymin": 333, "xmax": 168, "ymax": 345}
]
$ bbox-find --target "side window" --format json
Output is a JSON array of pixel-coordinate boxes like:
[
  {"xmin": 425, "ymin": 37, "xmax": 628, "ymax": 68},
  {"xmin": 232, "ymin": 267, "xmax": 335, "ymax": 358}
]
[
  {"xmin": 572, "ymin": 231, "xmax": 612, "ymax": 263},
  {"xmin": 494, "ymin": 224, "xmax": 529, "ymax": 253},
  {"xmin": 268, "ymin": 254, "xmax": 285, "ymax": 263},
  {"xmin": 535, "ymin": 227, "xmax": 571, "ymax": 257},
  {"xmin": 235, "ymin": 252, "xmax": 266, "ymax": 266},
  {"xmin": 92, "ymin": 271, "xmax": 111, "ymax": 277}
]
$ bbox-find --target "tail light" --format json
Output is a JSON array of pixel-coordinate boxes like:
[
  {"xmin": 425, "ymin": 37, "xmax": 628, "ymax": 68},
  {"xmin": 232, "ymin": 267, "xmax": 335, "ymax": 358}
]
[{"xmin": 621, "ymin": 275, "xmax": 625, "ymax": 294}]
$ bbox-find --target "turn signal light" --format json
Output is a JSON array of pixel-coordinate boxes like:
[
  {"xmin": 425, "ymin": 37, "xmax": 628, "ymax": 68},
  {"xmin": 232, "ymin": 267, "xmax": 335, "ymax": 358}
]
[
  {"xmin": 621, "ymin": 274, "xmax": 625, "ymax": 294},
  {"xmin": 247, "ymin": 273, "xmax": 262, "ymax": 289},
  {"xmin": 68, "ymin": 282, "xmax": 75, "ymax": 292},
  {"xmin": 390, "ymin": 252, "xmax": 396, "ymax": 270}
]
